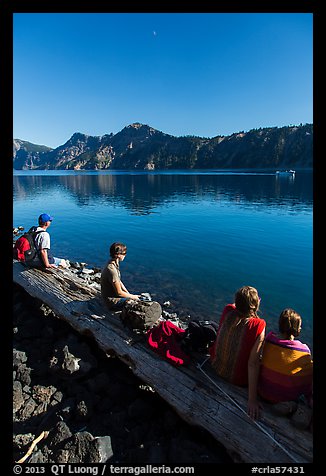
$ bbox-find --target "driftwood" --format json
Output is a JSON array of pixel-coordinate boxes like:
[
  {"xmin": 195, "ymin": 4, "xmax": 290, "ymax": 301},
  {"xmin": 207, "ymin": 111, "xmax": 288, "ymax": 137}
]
[
  {"xmin": 16, "ymin": 431, "xmax": 49, "ymax": 463},
  {"xmin": 13, "ymin": 260, "xmax": 313, "ymax": 464}
]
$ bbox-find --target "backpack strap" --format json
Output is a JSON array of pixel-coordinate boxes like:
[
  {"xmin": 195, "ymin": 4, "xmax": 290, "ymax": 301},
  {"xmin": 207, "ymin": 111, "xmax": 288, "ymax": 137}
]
[{"xmin": 31, "ymin": 229, "xmax": 47, "ymax": 259}]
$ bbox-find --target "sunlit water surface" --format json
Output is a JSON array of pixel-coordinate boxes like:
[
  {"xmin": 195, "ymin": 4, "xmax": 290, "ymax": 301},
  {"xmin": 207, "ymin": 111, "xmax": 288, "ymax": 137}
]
[{"xmin": 13, "ymin": 169, "xmax": 313, "ymax": 350}]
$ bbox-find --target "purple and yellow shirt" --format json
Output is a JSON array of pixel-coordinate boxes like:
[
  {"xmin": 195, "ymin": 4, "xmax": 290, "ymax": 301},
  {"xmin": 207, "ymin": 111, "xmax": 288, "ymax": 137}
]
[{"xmin": 258, "ymin": 331, "xmax": 313, "ymax": 403}]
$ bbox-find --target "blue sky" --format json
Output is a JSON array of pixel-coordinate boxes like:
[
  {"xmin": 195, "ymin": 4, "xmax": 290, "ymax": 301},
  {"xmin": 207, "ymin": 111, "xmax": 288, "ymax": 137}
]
[{"xmin": 13, "ymin": 13, "xmax": 313, "ymax": 148}]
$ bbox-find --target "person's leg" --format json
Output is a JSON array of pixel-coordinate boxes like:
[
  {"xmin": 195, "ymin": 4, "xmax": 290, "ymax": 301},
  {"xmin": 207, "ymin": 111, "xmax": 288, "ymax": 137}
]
[
  {"xmin": 26, "ymin": 256, "xmax": 44, "ymax": 268},
  {"xmin": 53, "ymin": 257, "xmax": 68, "ymax": 267},
  {"xmin": 110, "ymin": 298, "xmax": 128, "ymax": 311}
]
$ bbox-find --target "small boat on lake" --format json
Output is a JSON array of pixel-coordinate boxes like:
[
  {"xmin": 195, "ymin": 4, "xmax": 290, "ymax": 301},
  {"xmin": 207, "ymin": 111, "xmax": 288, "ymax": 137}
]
[{"xmin": 276, "ymin": 170, "xmax": 296, "ymax": 177}]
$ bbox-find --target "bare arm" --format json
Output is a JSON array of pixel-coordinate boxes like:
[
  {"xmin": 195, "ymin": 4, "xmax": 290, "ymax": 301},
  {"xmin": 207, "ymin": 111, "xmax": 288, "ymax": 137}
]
[
  {"xmin": 247, "ymin": 328, "xmax": 265, "ymax": 420},
  {"xmin": 112, "ymin": 279, "xmax": 139, "ymax": 300},
  {"xmin": 120, "ymin": 280, "xmax": 129, "ymax": 293},
  {"xmin": 40, "ymin": 249, "xmax": 57, "ymax": 269}
]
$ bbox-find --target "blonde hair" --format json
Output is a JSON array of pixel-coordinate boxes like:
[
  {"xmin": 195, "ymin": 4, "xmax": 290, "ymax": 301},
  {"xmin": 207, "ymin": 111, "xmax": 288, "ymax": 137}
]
[
  {"xmin": 278, "ymin": 308, "xmax": 302, "ymax": 339},
  {"xmin": 235, "ymin": 285, "xmax": 260, "ymax": 317}
]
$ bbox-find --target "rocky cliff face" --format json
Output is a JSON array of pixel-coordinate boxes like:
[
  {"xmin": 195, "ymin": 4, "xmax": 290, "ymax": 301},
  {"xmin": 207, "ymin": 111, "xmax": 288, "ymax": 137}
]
[
  {"xmin": 13, "ymin": 139, "xmax": 53, "ymax": 170},
  {"xmin": 13, "ymin": 122, "xmax": 313, "ymax": 170}
]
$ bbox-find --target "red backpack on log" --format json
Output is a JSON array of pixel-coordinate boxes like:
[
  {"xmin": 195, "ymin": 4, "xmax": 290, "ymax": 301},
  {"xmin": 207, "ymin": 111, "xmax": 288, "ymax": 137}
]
[{"xmin": 147, "ymin": 320, "xmax": 190, "ymax": 366}]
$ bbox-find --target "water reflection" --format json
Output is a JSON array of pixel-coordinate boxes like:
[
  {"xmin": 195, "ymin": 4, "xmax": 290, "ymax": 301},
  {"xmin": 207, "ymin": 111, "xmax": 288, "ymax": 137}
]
[
  {"xmin": 13, "ymin": 170, "xmax": 313, "ymax": 349},
  {"xmin": 14, "ymin": 171, "xmax": 312, "ymax": 215}
]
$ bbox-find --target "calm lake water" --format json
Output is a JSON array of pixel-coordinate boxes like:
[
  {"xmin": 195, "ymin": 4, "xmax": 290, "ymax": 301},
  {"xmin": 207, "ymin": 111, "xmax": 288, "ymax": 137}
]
[{"xmin": 13, "ymin": 169, "xmax": 313, "ymax": 350}]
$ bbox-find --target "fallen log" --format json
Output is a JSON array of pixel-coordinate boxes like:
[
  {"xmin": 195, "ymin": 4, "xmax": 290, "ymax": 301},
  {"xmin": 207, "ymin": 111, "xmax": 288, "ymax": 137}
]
[{"xmin": 13, "ymin": 260, "xmax": 313, "ymax": 464}]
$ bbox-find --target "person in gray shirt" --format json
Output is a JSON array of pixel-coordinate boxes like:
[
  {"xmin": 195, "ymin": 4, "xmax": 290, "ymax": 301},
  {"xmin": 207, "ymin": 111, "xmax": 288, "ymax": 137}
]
[{"xmin": 101, "ymin": 242, "xmax": 140, "ymax": 310}]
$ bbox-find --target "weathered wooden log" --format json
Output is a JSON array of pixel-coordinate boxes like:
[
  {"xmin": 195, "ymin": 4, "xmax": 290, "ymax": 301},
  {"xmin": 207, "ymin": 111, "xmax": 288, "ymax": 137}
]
[{"xmin": 13, "ymin": 260, "xmax": 313, "ymax": 464}]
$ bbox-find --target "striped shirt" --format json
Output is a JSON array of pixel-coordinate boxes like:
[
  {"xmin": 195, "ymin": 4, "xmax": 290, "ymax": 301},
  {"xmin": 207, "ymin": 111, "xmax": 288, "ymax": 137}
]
[{"xmin": 209, "ymin": 304, "xmax": 266, "ymax": 386}]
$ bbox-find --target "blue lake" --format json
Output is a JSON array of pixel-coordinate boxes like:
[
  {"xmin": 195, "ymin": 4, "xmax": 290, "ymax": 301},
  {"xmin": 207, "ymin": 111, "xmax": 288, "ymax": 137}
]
[{"xmin": 13, "ymin": 169, "xmax": 313, "ymax": 351}]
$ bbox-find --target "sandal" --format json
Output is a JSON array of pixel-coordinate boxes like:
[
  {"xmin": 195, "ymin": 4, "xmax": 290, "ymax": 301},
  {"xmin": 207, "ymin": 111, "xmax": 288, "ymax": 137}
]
[
  {"xmin": 270, "ymin": 401, "xmax": 298, "ymax": 416},
  {"xmin": 291, "ymin": 403, "xmax": 313, "ymax": 430}
]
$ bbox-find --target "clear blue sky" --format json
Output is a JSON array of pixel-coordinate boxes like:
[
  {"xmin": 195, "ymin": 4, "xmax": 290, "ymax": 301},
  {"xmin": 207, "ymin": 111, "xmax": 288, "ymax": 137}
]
[{"xmin": 13, "ymin": 13, "xmax": 313, "ymax": 148}]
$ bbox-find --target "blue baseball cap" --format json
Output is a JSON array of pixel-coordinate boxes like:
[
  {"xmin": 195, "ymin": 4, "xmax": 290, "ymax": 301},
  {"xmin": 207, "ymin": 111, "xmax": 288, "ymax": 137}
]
[{"xmin": 39, "ymin": 213, "xmax": 53, "ymax": 223}]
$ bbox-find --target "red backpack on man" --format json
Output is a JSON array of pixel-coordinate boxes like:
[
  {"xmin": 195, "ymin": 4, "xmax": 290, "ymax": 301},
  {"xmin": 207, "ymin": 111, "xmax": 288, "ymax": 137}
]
[{"xmin": 13, "ymin": 227, "xmax": 43, "ymax": 263}]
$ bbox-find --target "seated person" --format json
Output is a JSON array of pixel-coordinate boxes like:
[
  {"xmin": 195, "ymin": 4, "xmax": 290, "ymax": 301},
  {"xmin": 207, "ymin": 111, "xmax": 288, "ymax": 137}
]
[
  {"xmin": 258, "ymin": 308, "xmax": 313, "ymax": 405},
  {"xmin": 32, "ymin": 213, "xmax": 67, "ymax": 269},
  {"xmin": 209, "ymin": 285, "xmax": 266, "ymax": 420},
  {"xmin": 101, "ymin": 242, "xmax": 140, "ymax": 311}
]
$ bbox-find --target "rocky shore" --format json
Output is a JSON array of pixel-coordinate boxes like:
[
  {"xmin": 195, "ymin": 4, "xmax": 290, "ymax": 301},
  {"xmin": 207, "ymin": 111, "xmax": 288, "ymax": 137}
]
[{"xmin": 13, "ymin": 268, "xmax": 233, "ymax": 464}]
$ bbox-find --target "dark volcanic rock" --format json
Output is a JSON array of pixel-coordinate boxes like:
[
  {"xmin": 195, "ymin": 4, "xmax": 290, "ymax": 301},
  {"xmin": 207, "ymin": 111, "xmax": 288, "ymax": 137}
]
[
  {"xmin": 12, "ymin": 282, "xmax": 233, "ymax": 464},
  {"xmin": 49, "ymin": 335, "xmax": 98, "ymax": 379},
  {"xmin": 54, "ymin": 432, "xmax": 113, "ymax": 463}
]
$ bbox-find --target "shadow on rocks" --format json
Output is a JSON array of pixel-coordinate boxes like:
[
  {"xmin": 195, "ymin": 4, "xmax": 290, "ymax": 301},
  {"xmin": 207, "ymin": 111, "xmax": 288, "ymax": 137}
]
[{"xmin": 13, "ymin": 283, "xmax": 233, "ymax": 464}]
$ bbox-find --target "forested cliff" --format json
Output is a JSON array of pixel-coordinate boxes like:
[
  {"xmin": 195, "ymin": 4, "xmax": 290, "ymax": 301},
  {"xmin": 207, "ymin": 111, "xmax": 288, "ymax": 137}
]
[{"xmin": 13, "ymin": 122, "xmax": 313, "ymax": 170}]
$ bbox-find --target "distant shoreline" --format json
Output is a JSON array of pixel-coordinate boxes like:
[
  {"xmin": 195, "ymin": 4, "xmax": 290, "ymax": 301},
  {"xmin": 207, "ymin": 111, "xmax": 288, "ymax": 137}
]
[{"xmin": 13, "ymin": 167, "xmax": 313, "ymax": 174}]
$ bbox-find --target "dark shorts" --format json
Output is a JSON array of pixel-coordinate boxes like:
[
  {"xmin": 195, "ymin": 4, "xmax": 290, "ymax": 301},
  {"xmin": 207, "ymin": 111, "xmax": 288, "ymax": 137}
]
[
  {"xmin": 110, "ymin": 298, "xmax": 128, "ymax": 311},
  {"xmin": 28, "ymin": 250, "xmax": 55, "ymax": 268},
  {"xmin": 47, "ymin": 250, "xmax": 55, "ymax": 264}
]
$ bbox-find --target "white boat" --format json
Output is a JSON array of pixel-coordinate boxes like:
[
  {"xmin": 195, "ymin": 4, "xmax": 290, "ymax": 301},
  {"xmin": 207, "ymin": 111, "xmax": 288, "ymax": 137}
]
[{"xmin": 276, "ymin": 170, "xmax": 296, "ymax": 176}]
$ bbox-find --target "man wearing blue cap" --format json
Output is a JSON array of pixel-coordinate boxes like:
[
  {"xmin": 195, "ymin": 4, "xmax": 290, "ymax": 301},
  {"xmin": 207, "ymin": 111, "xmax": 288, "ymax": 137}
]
[{"xmin": 33, "ymin": 213, "xmax": 67, "ymax": 269}]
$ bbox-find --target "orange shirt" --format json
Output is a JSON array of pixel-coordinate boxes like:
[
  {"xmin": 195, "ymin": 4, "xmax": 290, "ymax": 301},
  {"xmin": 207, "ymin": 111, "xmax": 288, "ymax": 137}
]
[{"xmin": 210, "ymin": 304, "xmax": 266, "ymax": 386}]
